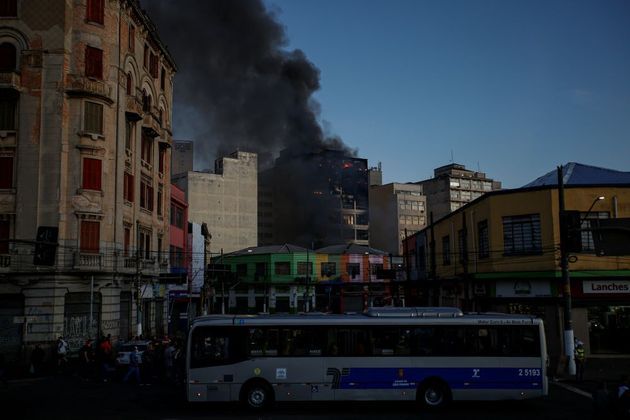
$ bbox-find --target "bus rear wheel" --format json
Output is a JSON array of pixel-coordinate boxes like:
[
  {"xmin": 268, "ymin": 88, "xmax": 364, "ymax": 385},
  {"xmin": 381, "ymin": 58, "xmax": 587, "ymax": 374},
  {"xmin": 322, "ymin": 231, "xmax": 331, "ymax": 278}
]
[
  {"xmin": 241, "ymin": 380, "xmax": 273, "ymax": 410},
  {"xmin": 418, "ymin": 380, "xmax": 450, "ymax": 409}
]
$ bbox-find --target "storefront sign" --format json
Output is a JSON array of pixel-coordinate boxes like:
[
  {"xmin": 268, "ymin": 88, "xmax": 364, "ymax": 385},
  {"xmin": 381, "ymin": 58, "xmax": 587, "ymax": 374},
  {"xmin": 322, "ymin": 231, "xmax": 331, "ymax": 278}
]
[
  {"xmin": 583, "ymin": 280, "xmax": 630, "ymax": 294},
  {"xmin": 495, "ymin": 280, "xmax": 552, "ymax": 298}
]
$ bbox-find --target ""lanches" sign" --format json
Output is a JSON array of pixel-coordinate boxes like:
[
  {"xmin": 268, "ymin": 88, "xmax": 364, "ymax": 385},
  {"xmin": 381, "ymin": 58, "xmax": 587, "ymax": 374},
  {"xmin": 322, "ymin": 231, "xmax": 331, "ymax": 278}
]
[{"xmin": 583, "ymin": 280, "xmax": 630, "ymax": 294}]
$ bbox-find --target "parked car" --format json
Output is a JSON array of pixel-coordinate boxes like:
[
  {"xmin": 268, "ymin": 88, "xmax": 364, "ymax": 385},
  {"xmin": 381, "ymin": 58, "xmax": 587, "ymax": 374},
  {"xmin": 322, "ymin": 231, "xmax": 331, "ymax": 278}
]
[{"xmin": 115, "ymin": 340, "xmax": 151, "ymax": 368}]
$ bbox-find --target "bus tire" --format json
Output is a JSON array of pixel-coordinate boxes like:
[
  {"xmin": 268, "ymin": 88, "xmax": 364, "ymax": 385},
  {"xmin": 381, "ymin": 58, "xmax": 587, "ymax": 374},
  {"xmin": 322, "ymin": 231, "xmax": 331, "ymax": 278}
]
[
  {"xmin": 240, "ymin": 379, "xmax": 274, "ymax": 410},
  {"xmin": 417, "ymin": 379, "xmax": 450, "ymax": 409}
]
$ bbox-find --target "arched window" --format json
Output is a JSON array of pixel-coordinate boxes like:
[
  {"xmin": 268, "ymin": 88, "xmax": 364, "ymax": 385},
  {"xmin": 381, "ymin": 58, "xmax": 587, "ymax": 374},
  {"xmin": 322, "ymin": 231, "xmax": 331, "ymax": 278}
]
[
  {"xmin": 0, "ymin": 43, "xmax": 17, "ymax": 72},
  {"xmin": 126, "ymin": 72, "xmax": 133, "ymax": 95},
  {"xmin": 142, "ymin": 89, "xmax": 151, "ymax": 113}
]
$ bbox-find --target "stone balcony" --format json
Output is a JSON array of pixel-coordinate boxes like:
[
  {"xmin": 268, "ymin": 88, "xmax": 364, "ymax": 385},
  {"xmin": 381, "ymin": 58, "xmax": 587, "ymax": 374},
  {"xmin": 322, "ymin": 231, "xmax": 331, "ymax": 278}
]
[
  {"xmin": 66, "ymin": 75, "xmax": 113, "ymax": 104},
  {"xmin": 142, "ymin": 107, "xmax": 162, "ymax": 138},
  {"xmin": 0, "ymin": 71, "xmax": 20, "ymax": 90},
  {"xmin": 125, "ymin": 95, "xmax": 144, "ymax": 121},
  {"xmin": 73, "ymin": 252, "xmax": 103, "ymax": 271}
]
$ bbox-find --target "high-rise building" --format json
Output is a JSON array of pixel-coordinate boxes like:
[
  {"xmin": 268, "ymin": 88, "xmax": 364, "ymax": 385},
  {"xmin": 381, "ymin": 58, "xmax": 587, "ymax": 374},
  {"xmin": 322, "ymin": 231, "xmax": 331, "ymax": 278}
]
[
  {"xmin": 258, "ymin": 148, "xmax": 369, "ymax": 248},
  {"xmin": 171, "ymin": 140, "xmax": 194, "ymax": 177},
  {"xmin": 369, "ymin": 183, "xmax": 426, "ymax": 255},
  {"xmin": 173, "ymin": 151, "xmax": 258, "ymax": 255},
  {"xmin": 416, "ymin": 163, "xmax": 501, "ymax": 221},
  {"xmin": 0, "ymin": 0, "xmax": 176, "ymax": 355}
]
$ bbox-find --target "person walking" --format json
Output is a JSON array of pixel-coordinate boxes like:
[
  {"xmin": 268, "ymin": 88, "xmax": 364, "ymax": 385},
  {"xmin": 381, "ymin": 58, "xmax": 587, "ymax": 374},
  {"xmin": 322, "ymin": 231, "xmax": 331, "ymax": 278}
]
[
  {"xmin": 79, "ymin": 339, "xmax": 95, "ymax": 381},
  {"xmin": 123, "ymin": 346, "xmax": 141, "ymax": 385},
  {"xmin": 163, "ymin": 340, "xmax": 175, "ymax": 384},
  {"xmin": 56, "ymin": 336, "xmax": 69, "ymax": 375},
  {"xmin": 575, "ymin": 341, "xmax": 586, "ymax": 382},
  {"xmin": 592, "ymin": 381, "xmax": 611, "ymax": 420},
  {"xmin": 30, "ymin": 344, "xmax": 45, "ymax": 377},
  {"xmin": 617, "ymin": 375, "xmax": 630, "ymax": 420}
]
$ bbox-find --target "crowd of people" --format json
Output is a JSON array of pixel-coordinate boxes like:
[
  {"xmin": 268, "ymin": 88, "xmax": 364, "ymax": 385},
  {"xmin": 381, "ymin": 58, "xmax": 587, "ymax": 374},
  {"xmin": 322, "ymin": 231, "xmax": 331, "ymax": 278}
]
[{"xmin": 22, "ymin": 334, "xmax": 188, "ymax": 387}]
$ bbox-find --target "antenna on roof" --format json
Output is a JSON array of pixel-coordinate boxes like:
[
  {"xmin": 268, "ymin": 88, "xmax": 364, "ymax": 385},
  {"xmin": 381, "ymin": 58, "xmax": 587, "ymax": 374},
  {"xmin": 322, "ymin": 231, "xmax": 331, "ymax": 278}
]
[{"xmin": 450, "ymin": 150, "xmax": 454, "ymax": 163}]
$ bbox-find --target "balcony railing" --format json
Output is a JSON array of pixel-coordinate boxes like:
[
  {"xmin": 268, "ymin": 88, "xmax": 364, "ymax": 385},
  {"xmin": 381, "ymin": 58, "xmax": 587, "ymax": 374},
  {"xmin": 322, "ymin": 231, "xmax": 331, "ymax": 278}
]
[
  {"xmin": 66, "ymin": 75, "xmax": 113, "ymax": 103},
  {"xmin": 0, "ymin": 254, "xmax": 10, "ymax": 270},
  {"xmin": 73, "ymin": 252, "xmax": 103, "ymax": 270},
  {"xmin": 0, "ymin": 71, "xmax": 21, "ymax": 90}
]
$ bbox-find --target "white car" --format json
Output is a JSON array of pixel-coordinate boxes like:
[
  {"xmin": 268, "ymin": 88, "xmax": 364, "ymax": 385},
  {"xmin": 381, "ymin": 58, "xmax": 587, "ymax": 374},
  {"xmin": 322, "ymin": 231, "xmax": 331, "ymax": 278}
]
[{"xmin": 115, "ymin": 340, "xmax": 151, "ymax": 367}]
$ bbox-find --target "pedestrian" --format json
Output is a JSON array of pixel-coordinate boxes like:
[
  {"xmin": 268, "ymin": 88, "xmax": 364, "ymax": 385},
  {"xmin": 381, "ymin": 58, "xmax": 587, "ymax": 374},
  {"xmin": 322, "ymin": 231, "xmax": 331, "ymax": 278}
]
[
  {"xmin": 98, "ymin": 334, "xmax": 113, "ymax": 382},
  {"xmin": 30, "ymin": 344, "xmax": 45, "ymax": 377},
  {"xmin": 142, "ymin": 342, "xmax": 155, "ymax": 384},
  {"xmin": 163, "ymin": 339, "xmax": 175, "ymax": 384},
  {"xmin": 575, "ymin": 341, "xmax": 586, "ymax": 382},
  {"xmin": 592, "ymin": 381, "xmax": 611, "ymax": 420},
  {"xmin": 79, "ymin": 339, "xmax": 95, "ymax": 381},
  {"xmin": 56, "ymin": 336, "xmax": 69, "ymax": 374},
  {"xmin": 123, "ymin": 346, "xmax": 141, "ymax": 385}
]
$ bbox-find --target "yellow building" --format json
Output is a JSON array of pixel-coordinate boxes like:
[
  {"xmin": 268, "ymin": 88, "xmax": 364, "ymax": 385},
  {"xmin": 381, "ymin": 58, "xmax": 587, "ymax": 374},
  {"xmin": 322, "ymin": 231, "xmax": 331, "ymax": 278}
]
[{"xmin": 405, "ymin": 163, "xmax": 630, "ymax": 371}]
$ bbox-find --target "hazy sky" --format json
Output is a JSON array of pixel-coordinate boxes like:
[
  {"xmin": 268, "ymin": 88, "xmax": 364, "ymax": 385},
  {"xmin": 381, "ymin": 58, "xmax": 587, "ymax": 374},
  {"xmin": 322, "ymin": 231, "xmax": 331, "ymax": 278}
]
[{"xmin": 262, "ymin": 0, "xmax": 630, "ymax": 188}]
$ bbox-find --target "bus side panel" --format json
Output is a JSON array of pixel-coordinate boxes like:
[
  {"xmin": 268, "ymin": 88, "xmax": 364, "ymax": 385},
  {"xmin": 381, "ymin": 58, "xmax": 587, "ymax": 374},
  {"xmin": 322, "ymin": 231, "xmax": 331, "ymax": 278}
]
[{"xmin": 188, "ymin": 380, "xmax": 232, "ymax": 402}]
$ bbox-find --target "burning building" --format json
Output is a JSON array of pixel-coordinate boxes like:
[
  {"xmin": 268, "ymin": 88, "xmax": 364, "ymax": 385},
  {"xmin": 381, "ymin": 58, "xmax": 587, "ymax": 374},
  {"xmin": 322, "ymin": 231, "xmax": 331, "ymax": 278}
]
[{"xmin": 259, "ymin": 148, "xmax": 369, "ymax": 249}]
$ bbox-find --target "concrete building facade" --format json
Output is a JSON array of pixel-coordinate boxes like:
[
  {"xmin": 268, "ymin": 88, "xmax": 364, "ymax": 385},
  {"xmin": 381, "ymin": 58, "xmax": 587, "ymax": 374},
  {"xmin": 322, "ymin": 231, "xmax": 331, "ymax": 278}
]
[
  {"xmin": 416, "ymin": 163, "xmax": 501, "ymax": 222},
  {"xmin": 171, "ymin": 139, "xmax": 193, "ymax": 177},
  {"xmin": 369, "ymin": 183, "xmax": 426, "ymax": 255},
  {"xmin": 173, "ymin": 151, "xmax": 258, "ymax": 256},
  {"xmin": 0, "ymin": 0, "xmax": 176, "ymax": 359}
]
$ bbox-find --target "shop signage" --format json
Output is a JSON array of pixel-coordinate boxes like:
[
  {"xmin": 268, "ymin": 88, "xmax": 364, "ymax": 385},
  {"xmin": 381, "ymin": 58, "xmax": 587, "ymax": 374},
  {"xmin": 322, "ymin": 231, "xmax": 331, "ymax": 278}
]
[
  {"xmin": 495, "ymin": 280, "xmax": 552, "ymax": 298},
  {"xmin": 583, "ymin": 280, "xmax": 630, "ymax": 294}
]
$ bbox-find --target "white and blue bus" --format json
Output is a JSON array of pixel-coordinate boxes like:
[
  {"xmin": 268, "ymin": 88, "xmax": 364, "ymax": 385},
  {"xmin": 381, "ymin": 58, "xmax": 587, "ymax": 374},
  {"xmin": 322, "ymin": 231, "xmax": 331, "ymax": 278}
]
[{"xmin": 186, "ymin": 307, "xmax": 548, "ymax": 409}]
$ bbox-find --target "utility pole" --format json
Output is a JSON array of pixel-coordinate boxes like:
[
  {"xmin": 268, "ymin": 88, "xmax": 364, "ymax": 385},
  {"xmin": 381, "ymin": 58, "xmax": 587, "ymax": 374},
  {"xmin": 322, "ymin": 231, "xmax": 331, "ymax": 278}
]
[
  {"xmin": 135, "ymin": 245, "xmax": 142, "ymax": 338},
  {"xmin": 558, "ymin": 165, "xmax": 576, "ymax": 376}
]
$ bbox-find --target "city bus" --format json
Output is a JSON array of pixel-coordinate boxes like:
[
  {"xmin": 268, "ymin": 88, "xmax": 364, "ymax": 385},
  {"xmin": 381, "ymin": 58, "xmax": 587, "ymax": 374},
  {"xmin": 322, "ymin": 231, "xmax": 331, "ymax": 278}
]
[{"xmin": 186, "ymin": 307, "xmax": 548, "ymax": 410}]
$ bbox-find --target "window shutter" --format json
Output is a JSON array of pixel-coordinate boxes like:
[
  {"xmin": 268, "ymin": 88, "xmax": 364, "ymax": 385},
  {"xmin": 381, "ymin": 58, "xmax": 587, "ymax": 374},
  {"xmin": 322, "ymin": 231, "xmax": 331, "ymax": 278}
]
[
  {"xmin": 0, "ymin": 220, "xmax": 9, "ymax": 254},
  {"xmin": 0, "ymin": 0, "xmax": 18, "ymax": 17},
  {"xmin": 80, "ymin": 221, "xmax": 100, "ymax": 253},
  {"xmin": 85, "ymin": 46, "xmax": 103, "ymax": 79},
  {"xmin": 82, "ymin": 158, "xmax": 101, "ymax": 190},
  {"xmin": 148, "ymin": 185, "xmax": 154, "ymax": 211},
  {"xmin": 87, "ymin": 0, "xmax": 104, "ymax": 24},
  {"xmin": 0, "ymin": 43, "xmax": 17, "ymax": 72},
  {"xmin": 0, "ymin": 156, "xmax": 13, "ymax": 189}
]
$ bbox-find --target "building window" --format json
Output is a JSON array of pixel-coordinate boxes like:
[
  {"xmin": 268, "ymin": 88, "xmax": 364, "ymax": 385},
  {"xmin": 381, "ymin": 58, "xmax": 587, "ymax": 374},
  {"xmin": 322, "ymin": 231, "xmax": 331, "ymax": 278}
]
[
  {"xmin": 442, "ymin": 235, "xmax": 451, "ymax": 265},
  {"xmin": 80, "ymin": 221, "xmax": 100, "ymax": 253},
  {"xmin": 580, "ymin": 212, "xmax": 609, "ymax": 252},
  {"xmin": 156, "ymin": 184, "xmax": 163, "ymax": 216},
  {"xmin": 149, "ymin": 52, "xmax": 158, "ymax": 78},
  {"xmin": 0, "ymin": 156, "xmax": 13, "ymax": 189},
  {"xmin": 125, "ymin": 120, "xmax": 134, "ymax": 150},
  {"xmin": 274, "ymin": 262, "xmax": 290, "ymax": 275},
  {"xmin": 170, "ymin": 204, "xmax": 184, "ymax": 229},
  {"xmin": 158, "ymin": 144, "xmax": 166, "ymax": 174},
  {"xmin": 141, "ymin": 133, "xmax": 152, "ymax": 164},
  {"xmin": 458, "ymin": 229, "xmax": 467, "ymax": 263},
  {"xmin": 85, "ymin": 46, "xmax": 103, "ymax": 79},
  {"xmin": 139, "ymin": 229, "xmax": 151, "ymax": 260},
  {"xmin": 126, "ymin": 72, "xmax": 133, "ymax": 95},
  {"xmin": 84, "ymin": 101, "xmax": 103, "ymax": 134},
  {"xmin": 128, "ymin": 24, "xmax": 135, "ymax": 52},
  {"xmin": 142, "ymin": 90, "xmax": 151, "ymax": 113},
  {"xmin": 347, "ymin": 263, "xmax": 360, "ymax": 278},
  {"xmin": 0, "ymin": 0, "xmax": 17, "ymax": 17},
  {"xmin": 0, "ymin": 43, "xmax": 17, "ymax": 71},
  {"xmin": 0, "ymin": 90, "xmax": 17, "ymax": 130},
  {"xmin": 82, "ymin": 158, "xmax": 102, "ymax": 190},
  {"xmin": 123, "ymin": 172, "xmax": 134, "ymax": 202},
  {"xmin": 86, "ymin": 0, "xmax": 104, "ymax": 24},
  {"xmin": 502, "ymin": 214, "xmax": 542, "ymax": 255},
  {"xmin": 157, "ymin": 236, "xmax": 162, "ymax": 261},
  {"xmin": 140, "ymin": 178, "xmax": 154, "ymax": 211},
  {"xmin": 321, "ymin": 262, "xmax": 336, "ymax": 277},
  {"xmin": 124, "ymin": 227, "xmax": 130, "ymax": 257},
  {"xmin": 160, "ymin": 67, "xmax": 166, "ymax": 90},
  {"xmin": 297, "ymin": 262, "xmax": 313, "ymax": 276},
  {"xmin": 170, "ymin": 245, "xmax": 183, "ymax": 268},
  {"xmin": 236, "ymin": 263, "xmax": 247, "ymax": 277},
  {"xmin": 0, "ymin": 220, "xmax": 9, "ymax": 254},
  {"xmin": 478, "ymin": 220, "xmax": 489, "ymax": 259}
]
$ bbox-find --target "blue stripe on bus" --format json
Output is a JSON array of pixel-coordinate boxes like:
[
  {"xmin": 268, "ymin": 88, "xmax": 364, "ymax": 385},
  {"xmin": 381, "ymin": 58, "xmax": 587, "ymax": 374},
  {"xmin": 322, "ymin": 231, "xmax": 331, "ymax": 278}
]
[{"xmin": 336, "ymin": 367, "xmax": 543, "ymax": 390}]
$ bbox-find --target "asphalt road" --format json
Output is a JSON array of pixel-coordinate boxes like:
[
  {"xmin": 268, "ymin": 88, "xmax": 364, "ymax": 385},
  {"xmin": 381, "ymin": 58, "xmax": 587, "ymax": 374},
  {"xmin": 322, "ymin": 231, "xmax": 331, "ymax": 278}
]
[{"xmin": 1, "ymin": 375, "xmax": 595, "ymax": 420}]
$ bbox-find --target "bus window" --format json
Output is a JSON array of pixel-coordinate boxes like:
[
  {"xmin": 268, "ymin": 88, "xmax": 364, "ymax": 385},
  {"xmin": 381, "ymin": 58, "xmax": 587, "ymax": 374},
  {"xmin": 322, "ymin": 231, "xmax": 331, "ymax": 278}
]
[
  {"xmin": 372, "ymin": 327, "xmax": 398, "ymax": 355},
  {"xmin": 249, "ymin": 327, "xmax": 278, "ymax": 356},
  {"xmin": 410, "ymin": 327, "xmax": 437, "ymax": 356},
  {"xmin": 190, "ymin": 327, "xmax": 247, "ymax": 368}
]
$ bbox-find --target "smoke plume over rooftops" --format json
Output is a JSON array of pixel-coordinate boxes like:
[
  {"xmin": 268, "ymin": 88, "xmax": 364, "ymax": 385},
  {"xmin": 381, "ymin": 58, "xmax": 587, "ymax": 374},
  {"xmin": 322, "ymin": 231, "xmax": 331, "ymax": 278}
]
[{"xmin": 142, "ymin": 0, "xmax": 356, "ymax": 169}]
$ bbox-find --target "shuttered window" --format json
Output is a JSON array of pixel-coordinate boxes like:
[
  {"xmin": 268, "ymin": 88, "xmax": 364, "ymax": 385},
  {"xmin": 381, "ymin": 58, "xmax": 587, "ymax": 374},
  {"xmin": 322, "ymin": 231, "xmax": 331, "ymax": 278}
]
[
  {"xmin": 84, "ymin": 101, "xmax": 103, "ymax": 134},
  {"xmin": 82, "ymin": 158, "xmax": 102, "ymax": 190},
  {"xmin": 128, "ymin": 24, "xmax": 135, "ymax": 52},
  {"xmin": 0, "ymin": 220, "xmax": 9, "ymax": 254},
  {"xmin": 80, "ymin": 221, "xmax": 100, "ymax": 253},
  {"xmin": 0, "ymin": 43, "xmax": 17, "ymax": 72},
  {"xmin": 0, "ymin": 156, "xmax": 13, "ymax": 189},
  {"xmin": 86, "ymin": 0, "xmax": 104, "ymax": 24},
  {"xmin": 0, "ymin": 92, "xmax": 17, "ymax": 130},
  {"xmin": 85, "ymin": 46, "xmax": 103, "ymax": 79},
  {"xmin": 0, "ymin": 0, "xmax": 18, "ymax": 17},
  {"xmin": 124, "ymin": 227, "xmax": 130, "ymax": 256},
  {"xmin": 123, "ymin": 172, "xmax": 134, "ymax": 202}
]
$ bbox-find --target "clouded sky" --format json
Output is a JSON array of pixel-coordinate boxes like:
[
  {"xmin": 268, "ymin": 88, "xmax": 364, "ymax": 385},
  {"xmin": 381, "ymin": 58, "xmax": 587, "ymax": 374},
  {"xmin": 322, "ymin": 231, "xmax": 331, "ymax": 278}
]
[{"xmin": 262, "ymin": 0, "xmax": 630, "ymax": 187}]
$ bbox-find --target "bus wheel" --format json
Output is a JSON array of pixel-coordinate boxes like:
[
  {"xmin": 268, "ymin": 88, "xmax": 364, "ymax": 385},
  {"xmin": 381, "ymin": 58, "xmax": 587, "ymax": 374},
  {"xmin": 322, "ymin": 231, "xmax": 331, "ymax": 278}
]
[
  {"xmin": 241, "ymin": 380, "xmax": 273, "ymax": 410},
  {"xmin": 418, "ymin": 379, "xmax": 450, "ymax": 409}
]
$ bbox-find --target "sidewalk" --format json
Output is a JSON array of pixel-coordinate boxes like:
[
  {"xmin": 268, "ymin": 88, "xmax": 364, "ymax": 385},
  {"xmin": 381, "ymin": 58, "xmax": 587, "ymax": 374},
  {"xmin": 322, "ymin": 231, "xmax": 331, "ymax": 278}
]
[{"xmin": 556, "ymin": 356, "xmax": 630, "ymax": 395}]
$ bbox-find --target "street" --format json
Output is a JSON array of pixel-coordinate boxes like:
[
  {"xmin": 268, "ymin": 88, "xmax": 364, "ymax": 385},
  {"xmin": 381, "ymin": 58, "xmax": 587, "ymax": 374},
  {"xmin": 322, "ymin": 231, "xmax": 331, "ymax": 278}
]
[{"xmin": 1, "ymin": 375, "xmax": 596, "ymax": 420}]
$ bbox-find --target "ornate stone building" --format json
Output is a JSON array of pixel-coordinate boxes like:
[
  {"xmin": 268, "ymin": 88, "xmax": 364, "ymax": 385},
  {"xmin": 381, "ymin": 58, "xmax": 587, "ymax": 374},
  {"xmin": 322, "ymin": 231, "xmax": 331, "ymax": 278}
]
[{"xmin": 0, "ymin": 0, "xmax": 176, "ymax": 357}]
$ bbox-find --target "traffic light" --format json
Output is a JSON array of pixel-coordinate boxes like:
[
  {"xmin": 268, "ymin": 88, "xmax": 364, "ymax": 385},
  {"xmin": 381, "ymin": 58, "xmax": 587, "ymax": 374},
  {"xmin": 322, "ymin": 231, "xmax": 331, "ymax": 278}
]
[
  {"xmin": 33, "ymin": 226, "xmax": 58, "ymax": 266},
  {"xmin": 561, "ymin": 210, "xmax": 582, "ymax": 253}
]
